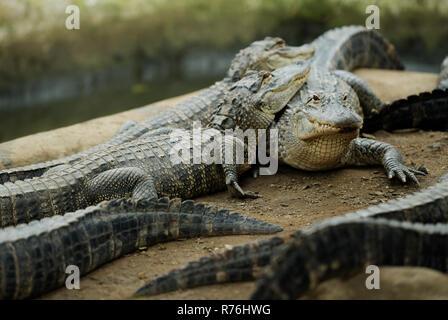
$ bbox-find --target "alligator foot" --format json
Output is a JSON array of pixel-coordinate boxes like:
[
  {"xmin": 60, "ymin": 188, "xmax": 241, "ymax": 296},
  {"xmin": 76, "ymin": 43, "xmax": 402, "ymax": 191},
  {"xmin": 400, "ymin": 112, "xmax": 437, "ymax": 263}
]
[
  {"xmin": 226, "ymin": 176, "xmax": 260, "ymax": 199},
  {"xmin": 385, "ymin": 161, "xmax": 426, "ymax": 185}
]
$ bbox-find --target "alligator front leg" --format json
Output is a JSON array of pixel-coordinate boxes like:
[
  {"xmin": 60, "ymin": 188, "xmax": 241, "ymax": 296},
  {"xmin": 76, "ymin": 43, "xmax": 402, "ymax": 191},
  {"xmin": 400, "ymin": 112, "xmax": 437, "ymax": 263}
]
[
  {"xmin": 84, "ymin": 167, "xmax": 158, "ymax": 204},
  {"xmin": 223, "ymin": 163, "xmax": 259, "ymax": 199},
  {"xmin": 340, "ymin": 138, "xmax": 426, "ymax": 184},
  {"xmin": 208, "ymin": 63, "xmax": 309, "ymax": 198},
  {"xmin": 333, "ymin": 70, "xmax": 385, "ymax": 117}
]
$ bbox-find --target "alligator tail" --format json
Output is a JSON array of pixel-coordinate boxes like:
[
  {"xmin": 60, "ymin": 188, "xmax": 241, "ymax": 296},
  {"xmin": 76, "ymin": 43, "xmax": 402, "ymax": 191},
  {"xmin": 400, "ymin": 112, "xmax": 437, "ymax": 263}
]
[
  {"xmin": 0, "ymin": 162, "xmax": 56, "ymax": 184},
  {"xmin": 133, "ymin": 235, "xmax": 289, "ymax": 298},
  {"xmin": 0, "ymin": 175, "xmax": 81, "ymax": 227},
  {"xmin": 313, "ymin": 25, "xmax": 404, "ymax": 71},
  {"xmin": 0, "ymin": 198, "xmax": 281, "ymax": 299},
  {"xmin": 362, "ymin": 89, "xmax": 448, "ymax": 133},
  {"xmin": 251, "ymin": 218, "xmax": 448, "ymax": 300}
]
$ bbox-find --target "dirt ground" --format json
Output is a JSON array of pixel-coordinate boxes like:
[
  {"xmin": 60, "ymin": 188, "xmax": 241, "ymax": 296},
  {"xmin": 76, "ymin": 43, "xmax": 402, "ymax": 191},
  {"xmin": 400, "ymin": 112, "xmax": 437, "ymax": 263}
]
[{"xmin": 41, "ymin": 129, "xmax": 448, "ymax": 300}]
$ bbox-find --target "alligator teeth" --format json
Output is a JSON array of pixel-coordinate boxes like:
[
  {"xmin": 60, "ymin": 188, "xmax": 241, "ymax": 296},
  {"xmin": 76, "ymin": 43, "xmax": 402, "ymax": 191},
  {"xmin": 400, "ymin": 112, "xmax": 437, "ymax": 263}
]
[
  {"xmin": 314, "ymin": 122, "xmax": 338, "ymax": 130},
  {"xmin": 309, "ymin": 119, "xmax": 338, "ymax": 130}
]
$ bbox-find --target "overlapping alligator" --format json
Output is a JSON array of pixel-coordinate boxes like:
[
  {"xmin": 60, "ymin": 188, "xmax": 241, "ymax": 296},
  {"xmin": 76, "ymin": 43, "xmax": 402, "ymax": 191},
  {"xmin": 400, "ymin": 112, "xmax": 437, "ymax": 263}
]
[
  {"xmin": 0, "ymin": 61, "xmax": 309, "ymax": 227},
  {"xmin": 1, "ymin": 25, "xmax": 448, "ymax": 299},
  {"xmin": 0, "ymin": 26, "xmax": 427, "ymax": 226}
]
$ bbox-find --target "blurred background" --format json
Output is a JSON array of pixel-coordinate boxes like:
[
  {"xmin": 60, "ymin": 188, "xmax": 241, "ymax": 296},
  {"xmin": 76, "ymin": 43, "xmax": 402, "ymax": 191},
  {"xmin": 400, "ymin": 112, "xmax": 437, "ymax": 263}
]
[{"xmin": 0, "ymin": 0, "xmax": 447, "ymax": 142}]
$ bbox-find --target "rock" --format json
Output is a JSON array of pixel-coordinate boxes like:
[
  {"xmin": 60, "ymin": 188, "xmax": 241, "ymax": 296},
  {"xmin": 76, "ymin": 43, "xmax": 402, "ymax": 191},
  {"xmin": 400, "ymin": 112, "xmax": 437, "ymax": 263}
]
[{"xmin": 302, "ymin": 267, "xmax": 448, "ymax": 300}]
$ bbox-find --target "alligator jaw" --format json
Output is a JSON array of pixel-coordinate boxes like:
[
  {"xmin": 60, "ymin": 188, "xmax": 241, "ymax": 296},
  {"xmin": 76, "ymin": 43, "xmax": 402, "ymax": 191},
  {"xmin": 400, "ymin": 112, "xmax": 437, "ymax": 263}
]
[{"xmin": 299, "ymin": 119, "xmax": 361, "ymax": 141}]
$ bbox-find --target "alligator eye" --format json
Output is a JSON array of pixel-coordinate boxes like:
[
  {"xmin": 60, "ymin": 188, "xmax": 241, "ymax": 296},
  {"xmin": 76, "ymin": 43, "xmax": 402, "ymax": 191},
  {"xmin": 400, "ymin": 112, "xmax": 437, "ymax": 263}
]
[
  {"xmin": 271, "ymin": 38, "xmax": 285, "ymax": 49},
  {"xmin": 275, "ymin": 38, "xmax": 285, "ymax": 44},
  {"xmin": 261, "ymin": 71, "xmax": 271, "ymax": 79},
  {"xmin": 306, "ymin": 94, "xmax": 321, "ymax": 105},
  {"xmin": 261, "ymin": 72, "xmax": 273, "ymax": 85},
  {"xmin": 343, "ymin": 94, "xmax": 348, "ymax": 102}
]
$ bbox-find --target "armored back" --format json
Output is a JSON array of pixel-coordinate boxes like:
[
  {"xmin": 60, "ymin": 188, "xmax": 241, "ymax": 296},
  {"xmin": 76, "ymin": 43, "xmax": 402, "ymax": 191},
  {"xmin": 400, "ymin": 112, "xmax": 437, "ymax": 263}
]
[{"xmin": 311, "ymin": 25, "xmax": 404, "ymax": 71}]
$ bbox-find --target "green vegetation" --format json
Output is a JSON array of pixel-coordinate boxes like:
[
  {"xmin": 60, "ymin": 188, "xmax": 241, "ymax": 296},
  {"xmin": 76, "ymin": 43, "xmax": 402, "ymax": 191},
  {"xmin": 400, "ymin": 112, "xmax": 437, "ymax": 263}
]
[{"xmin": 0, "ymin": 0, "xmax": 447, "ymax": 85}]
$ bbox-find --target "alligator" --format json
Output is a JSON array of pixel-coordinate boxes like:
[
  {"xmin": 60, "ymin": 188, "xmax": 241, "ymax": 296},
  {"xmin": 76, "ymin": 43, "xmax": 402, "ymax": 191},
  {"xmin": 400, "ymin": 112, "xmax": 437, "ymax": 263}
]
[
  {"xmin": 0, "ymin": 197, "xmax": 282, "ymax": 299},
  {"xmin": 269, "ymin": 26, "xmax": 425, "ymax": 183},
  {"xmin": 0, "ymin": 62, "xmax": 308, "ymax": 227},
  {"xmin": 0, "ymin": 38, "xmax": 314, "ymax": 184},
  {"xmin": 133, "ymin": 174, "xmax": 448, "ymax": 299}
]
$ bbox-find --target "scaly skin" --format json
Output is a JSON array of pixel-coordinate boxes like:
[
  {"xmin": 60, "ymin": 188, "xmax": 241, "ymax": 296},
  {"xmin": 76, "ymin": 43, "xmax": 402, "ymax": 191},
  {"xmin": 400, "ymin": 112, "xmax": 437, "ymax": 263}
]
[
  {"xmin": 134, "ymin": 175, "xmax": 448, "ymax": 298},
  {"xmin": 0, "ymin": 38, "xmax": 314, "ymax": 184},
  {"xmin": 0, "ymin": 197, "xmax": 282, "ymax": 299},
  {"xmin": 361, "ymin": 55, "xmax": 448, "ymax": 133},
  {"xmin": 0, "ymin": 63, "xmax": 307, "ymax": 227}
]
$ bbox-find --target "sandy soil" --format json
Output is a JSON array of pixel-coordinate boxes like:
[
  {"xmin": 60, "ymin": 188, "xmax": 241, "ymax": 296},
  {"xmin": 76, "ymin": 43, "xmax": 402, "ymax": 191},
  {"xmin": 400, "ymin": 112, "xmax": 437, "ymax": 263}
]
[{"xmin": 41, "ymin": 129, "xmax": 448, "ymax": 300}]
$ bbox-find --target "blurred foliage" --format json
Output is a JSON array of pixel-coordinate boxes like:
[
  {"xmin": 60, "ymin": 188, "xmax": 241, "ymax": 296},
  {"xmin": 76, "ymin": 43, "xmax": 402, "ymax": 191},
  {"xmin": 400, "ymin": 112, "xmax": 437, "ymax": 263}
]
[{"xmin": 0, "ymin": 0, "xmax": 447, "ymax": 85}]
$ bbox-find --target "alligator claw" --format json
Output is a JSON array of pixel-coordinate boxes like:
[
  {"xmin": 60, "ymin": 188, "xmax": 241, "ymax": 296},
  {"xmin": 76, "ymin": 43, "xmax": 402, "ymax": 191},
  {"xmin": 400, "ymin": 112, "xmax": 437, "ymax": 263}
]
[
  {"xmin": 227, "ymin": 180, "xmax": 260, "ymax": 199},
  {"xmin": 386, "ymin": 164, "xmax": 426, "ymax": 185}
]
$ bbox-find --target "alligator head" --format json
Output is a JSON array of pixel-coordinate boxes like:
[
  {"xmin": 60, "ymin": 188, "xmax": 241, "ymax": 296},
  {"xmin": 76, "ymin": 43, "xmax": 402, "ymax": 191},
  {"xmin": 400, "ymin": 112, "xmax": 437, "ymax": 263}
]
[
  {"xmin": 215, "ymin": 62, "xmax": 311, "ymax": 131},
  {"xmin": 276, "ymin": 68, "xmax": 364, "ymax": 171},
  {"xmin": 228, "ymin": 37, "xmax": 314, "ymax": 81}
]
